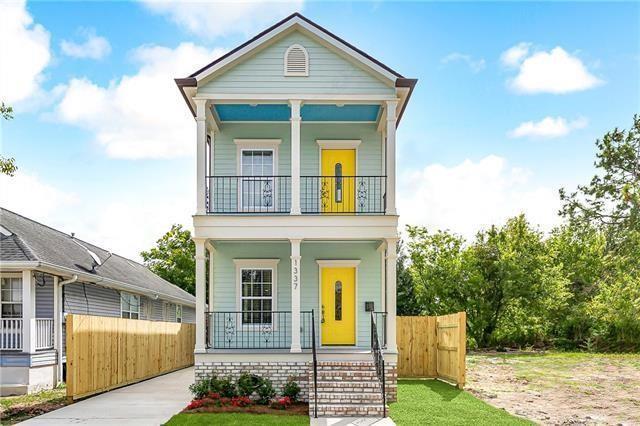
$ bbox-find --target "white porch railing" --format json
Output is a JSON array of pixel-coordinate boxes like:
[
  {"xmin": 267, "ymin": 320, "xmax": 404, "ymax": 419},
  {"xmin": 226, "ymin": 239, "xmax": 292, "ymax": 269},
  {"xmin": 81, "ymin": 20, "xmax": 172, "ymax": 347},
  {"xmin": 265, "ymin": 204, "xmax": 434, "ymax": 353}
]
[
  {"xmin": 1, "ymin": 318, "xmax": 23, "ymax": 350},
  {"xmin": 35, "ymin": 318, "xmax": 54, "ymax": 350}
]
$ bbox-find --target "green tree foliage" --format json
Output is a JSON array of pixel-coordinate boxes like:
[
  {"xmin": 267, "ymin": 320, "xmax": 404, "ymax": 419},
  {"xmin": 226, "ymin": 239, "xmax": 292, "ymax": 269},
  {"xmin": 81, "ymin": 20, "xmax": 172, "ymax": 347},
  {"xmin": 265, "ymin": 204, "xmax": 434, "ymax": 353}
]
[
  {"xmin": 396, "ymin": 241, "xmax": 421, "ymax": 315},
  {"xmin": 141, "ymin": 224, "xmax": 195, "ymax": 295},
  {"xmin": 1, "ymin": 101, "xmax": 17, "ymax": 176}
]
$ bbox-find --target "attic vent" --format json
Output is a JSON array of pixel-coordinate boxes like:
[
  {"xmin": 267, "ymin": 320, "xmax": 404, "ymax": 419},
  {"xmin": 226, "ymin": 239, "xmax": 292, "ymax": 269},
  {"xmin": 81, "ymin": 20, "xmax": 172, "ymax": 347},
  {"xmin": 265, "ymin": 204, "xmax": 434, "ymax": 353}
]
[{"xmin": 284, "ymin": 44, "xmax": 309, "ymax": 76}]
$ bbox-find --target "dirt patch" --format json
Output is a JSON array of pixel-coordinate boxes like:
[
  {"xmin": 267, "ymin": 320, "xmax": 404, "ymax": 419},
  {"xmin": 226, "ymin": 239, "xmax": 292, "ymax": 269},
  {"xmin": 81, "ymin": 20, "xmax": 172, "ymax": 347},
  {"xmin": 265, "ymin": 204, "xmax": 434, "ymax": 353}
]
[
  {"xmin": 184, "ymin": 402, "xmax": 309, "ymax": 416},
  {"xmin": 466, "ymin": 352, "xmax": 640, "ymax": 425}
]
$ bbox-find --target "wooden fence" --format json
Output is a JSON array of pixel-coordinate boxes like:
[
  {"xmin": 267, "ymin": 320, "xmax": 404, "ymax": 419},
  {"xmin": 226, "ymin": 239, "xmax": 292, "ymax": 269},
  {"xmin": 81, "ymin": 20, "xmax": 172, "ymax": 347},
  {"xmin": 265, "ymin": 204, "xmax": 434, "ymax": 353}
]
[
  {"xmin": 66, "ymin": 314, "xmax": 195, "ymax": 400},
  {"xmin": 397, "ymin": 312, "xmax": 466, "ymax": 388}
]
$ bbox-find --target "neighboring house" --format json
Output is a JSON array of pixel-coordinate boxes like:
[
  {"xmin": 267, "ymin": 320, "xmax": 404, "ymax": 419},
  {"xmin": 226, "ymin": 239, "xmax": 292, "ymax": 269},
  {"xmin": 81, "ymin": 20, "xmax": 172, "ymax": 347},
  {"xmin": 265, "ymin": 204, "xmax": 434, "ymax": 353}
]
[
  {"xmin": 0, "ymin": 208, "xmax": 196, "ymax": 396},
  {"xmin": 175, "ymin": 13, "xmax": 416, "ymax": 416}
]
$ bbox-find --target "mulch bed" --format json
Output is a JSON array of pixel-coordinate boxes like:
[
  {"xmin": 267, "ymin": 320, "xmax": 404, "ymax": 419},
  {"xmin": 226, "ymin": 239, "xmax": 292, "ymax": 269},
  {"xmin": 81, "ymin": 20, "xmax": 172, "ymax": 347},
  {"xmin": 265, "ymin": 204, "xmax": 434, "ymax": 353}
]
[
  {"xmin": 184, "ymin": 402, "xmax": 309, "ymax": 416},
  {"xmin": 2, "ymin": 401, "xmax": 68, "ymax": 425}
]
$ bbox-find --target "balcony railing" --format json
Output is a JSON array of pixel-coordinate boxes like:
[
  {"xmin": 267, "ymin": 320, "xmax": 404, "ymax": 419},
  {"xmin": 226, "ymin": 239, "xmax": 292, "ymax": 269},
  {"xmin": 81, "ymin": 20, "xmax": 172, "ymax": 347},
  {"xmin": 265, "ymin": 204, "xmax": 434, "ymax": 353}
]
[
  {"xmin": 35, "ymin": 318, "xmax": 54, "ymax": 350},
  {"xmin": 206, "ymin": 176, "xmax": 291, "ymax": 214},
  {"xmin": 1, "ymin": 318, "xmax": 22, "ymax": 350},
  {"xmin": 301, "ymin": 176, "xmax": 386, "ymax": 214},
  {"xmin": 205, "ymin": 175, "xmax": 386, "ymax": 214},
  {"xmin": 1, "ymin": 318, "xmax": 55, "ymax": 351},
  {"xmin": 206, "ymin": 311, "xmax": 314, "ymax": 350}
]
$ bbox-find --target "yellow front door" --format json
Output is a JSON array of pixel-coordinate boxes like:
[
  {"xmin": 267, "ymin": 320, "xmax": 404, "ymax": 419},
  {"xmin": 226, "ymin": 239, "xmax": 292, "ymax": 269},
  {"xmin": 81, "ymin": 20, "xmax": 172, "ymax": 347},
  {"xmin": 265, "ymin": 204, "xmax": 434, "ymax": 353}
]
[
  {"xmin": 320, "ymin": 267, "xmax": 356, "ymax": 345},
  {"xmin": 321, "ymin": 149, "xmax": 356, "ymax": 213}
]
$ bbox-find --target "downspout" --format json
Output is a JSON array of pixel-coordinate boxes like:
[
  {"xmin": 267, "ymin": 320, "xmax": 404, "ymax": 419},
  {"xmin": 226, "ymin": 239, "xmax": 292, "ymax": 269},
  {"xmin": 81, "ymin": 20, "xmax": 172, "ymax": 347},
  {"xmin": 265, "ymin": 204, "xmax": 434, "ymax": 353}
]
[{"xmin": 57, "ymin": 274, "xmax": 78, "ymax": 383}]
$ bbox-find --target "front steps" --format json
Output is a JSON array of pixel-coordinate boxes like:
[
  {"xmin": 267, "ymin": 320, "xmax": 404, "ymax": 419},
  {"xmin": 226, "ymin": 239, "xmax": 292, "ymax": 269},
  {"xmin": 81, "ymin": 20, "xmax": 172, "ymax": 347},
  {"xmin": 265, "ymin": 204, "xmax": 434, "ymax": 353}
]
[{"xmin": 309, "ymin": 361, "xmax": 387, "ymax": 417}]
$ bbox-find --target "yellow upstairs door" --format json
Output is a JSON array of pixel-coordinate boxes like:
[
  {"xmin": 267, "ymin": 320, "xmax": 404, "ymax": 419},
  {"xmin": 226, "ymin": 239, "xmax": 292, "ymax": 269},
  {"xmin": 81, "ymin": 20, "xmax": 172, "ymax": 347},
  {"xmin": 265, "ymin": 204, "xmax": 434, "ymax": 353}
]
[
  {"xmin": 320, "ymin": 267, "xmax": 356, "ymax": 345},
  {"xmin": 321, "ymin": 149, "xmax": 356, "ymax": 213}
]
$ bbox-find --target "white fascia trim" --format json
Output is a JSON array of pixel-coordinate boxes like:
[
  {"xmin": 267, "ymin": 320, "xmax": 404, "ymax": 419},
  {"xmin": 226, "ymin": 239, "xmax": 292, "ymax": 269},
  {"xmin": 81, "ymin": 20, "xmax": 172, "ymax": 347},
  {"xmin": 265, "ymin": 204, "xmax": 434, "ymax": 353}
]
[
  {"xmin": 194, "ymin": 18, "xmax": 397, "ymax": 85},
  {"xmin": 195, "ymin": 94, "xmax": 398, "ymax": 102},
  {"xmin": 316, "ymin": 259, "xmax": 361, "ymax": 267},
  {"xmin": 233, "ymin": 259, "xmax": 281, "ymax": 267},
  {"xmin": 316, "ymin": 139, "xmax": 361, "ymax": 149},
  {"xmin": 234, "ymin": 139, "xmax": 282, "ymax": 149}
]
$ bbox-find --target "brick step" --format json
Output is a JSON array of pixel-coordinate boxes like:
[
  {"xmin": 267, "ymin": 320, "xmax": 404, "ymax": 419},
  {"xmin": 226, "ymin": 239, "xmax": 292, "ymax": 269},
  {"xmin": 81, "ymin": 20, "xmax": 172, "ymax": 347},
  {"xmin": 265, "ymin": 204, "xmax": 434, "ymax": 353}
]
[
  {"xmin": 311, "ymin": 380, "xmax": 382, "ymax": 391},
  {"xmin": 313, "ymin": 392, "xmax": 384, "ymax": 404},
  {"xmin": 314, "ymin": 370, "xmax": 380, "ymax": 380},
  {"xmin": 316, "ymin": 362, "xmax": 376, "ymax": 370},
  {"xmin": 314, "ymin": 403, "xmax": 387, "ymax": 417}
]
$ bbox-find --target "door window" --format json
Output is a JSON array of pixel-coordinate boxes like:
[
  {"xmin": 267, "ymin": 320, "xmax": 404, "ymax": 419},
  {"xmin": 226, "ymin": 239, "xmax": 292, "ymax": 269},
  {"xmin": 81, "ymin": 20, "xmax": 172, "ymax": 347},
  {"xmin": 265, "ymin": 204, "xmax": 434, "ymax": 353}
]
[{"xmin": 241, "ymin": 150, "xmax": 274, "ymax": 209}]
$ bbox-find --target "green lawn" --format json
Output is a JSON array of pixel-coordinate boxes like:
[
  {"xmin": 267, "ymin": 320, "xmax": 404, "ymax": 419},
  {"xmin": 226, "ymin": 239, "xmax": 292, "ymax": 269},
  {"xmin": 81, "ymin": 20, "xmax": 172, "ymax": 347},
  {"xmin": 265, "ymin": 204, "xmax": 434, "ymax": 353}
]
[
  {"xmin": 389, "ymin": 379, "xmax": 533, "ymax": 425},
  {"xmin": 164, "ymin": 413, "xmax": 309, "ymax": 425}
]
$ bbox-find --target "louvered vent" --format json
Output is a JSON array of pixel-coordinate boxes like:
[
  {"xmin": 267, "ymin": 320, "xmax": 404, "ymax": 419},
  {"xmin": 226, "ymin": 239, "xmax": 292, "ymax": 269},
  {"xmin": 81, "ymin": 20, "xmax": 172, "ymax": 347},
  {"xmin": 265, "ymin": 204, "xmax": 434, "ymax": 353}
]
[{"xmin": 284, "ymin": 44, "xmax": 309, "ymax": 76}]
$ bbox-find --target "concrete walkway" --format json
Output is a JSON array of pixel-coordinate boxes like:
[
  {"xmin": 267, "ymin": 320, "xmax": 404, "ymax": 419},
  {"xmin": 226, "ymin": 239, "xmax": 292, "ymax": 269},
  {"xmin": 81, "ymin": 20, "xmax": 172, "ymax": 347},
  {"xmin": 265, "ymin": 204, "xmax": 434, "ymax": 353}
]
[{"xmin": 21, "ymin": 367, "xmax": 193, "ymax": 425}]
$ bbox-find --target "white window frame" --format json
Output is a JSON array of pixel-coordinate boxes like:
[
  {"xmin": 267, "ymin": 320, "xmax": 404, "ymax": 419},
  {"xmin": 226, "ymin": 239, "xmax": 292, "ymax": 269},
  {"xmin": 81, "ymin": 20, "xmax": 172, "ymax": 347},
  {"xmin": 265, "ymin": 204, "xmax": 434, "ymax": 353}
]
[
  {"xmin": 235, "ymin": 139, "xmax": 281, "ymax": 212},
  {"xmin": 234, "ymin": 259, "xmax": 279, "ymax": 328},
  {"xmin": 121, "ymin": 291, "xmax": 140, "ymax": 320},
  {"xmin": 0, "ymin": 274, "xmax": 23, "ymax": 319}
]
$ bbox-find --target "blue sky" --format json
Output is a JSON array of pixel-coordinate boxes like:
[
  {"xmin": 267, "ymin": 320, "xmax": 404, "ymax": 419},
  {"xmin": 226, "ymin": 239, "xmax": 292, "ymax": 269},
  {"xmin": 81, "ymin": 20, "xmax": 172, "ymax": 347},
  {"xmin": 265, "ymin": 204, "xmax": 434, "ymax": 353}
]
[{"xmin": 1, "ymin": 1, "xmax": 639, "ymax": 259}]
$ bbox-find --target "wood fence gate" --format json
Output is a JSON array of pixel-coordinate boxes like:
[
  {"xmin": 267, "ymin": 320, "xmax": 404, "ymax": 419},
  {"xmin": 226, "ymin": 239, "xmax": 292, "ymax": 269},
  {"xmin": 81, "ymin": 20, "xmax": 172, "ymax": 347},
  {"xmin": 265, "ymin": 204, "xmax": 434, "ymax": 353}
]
[
  {"xmin": 397, "ymin": 312, "xmax": 466, "ymax": 388},
  {"xmin": 66, "ymin": 314, "xmax": 195, "ymax": 400}
]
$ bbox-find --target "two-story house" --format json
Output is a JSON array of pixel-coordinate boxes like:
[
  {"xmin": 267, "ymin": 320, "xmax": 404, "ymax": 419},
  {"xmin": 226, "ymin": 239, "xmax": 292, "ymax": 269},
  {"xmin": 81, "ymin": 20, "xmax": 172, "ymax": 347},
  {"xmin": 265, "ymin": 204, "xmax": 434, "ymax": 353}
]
[{"xmin": 175, "ymin": 13, "xmax": 416, "ymax": 417}]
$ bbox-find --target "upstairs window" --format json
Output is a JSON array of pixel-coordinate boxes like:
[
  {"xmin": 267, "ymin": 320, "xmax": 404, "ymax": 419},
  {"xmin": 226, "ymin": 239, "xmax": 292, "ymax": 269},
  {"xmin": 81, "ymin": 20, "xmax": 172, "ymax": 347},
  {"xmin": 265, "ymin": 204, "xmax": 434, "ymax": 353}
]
[{"xmin": 284, "ymin": 44, "xmax": 309, "ymax": 76}]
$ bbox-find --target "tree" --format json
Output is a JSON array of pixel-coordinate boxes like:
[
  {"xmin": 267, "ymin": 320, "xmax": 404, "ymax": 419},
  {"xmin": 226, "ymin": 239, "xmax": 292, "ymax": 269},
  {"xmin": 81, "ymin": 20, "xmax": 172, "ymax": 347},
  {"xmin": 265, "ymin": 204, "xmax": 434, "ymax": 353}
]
[
  {"xmin": 141, "ymin": 224, "xmax": 195, "ymax": 295},
  {"xmin": 1, "ymin": 101, "xmax": 17, "ymax": 176},
  {"xmin": 560, "ymin": 115, "xmax": 640, "ymax": 240},
  {"xmin": 396, "ymin": 240, "xmax": 421, "ymax": 315}
]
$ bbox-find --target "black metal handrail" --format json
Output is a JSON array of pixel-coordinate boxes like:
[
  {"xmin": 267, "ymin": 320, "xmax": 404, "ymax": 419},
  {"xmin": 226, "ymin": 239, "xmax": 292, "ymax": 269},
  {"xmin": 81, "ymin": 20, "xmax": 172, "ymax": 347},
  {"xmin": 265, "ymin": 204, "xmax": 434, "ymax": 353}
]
[
  {"xmin": 311, "ymin": 309, "xmax": 318, "ymax": 418},
  {"xmin": 206, "ymin": 176, "xmax": 291, "ymax": 214},
  {"xmin": 205, "ymin": 311, "xmax": 313, "ymax": 349},
  {"xmin": 371, "ymin": 311, "xmax": 387, "ymax": 417},
  {"xmin": 301, "ymin": 175, "xmax": 386, "ymax": 214}
]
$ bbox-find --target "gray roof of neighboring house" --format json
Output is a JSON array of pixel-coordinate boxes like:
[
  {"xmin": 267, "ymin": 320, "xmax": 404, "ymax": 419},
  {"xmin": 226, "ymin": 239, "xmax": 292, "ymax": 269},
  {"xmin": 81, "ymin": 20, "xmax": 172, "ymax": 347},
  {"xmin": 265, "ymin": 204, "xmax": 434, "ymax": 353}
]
[{"xmin": 0, "ymin": 208, "xmax": 195, "ymax": 306}]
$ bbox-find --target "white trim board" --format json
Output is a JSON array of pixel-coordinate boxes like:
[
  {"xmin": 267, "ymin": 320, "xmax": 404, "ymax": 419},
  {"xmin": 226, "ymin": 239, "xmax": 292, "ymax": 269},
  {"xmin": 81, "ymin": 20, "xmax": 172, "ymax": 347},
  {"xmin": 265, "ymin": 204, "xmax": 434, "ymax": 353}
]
[{"xmin": 316, "ymin": 139, "xmax": 361, "ymax": 150}]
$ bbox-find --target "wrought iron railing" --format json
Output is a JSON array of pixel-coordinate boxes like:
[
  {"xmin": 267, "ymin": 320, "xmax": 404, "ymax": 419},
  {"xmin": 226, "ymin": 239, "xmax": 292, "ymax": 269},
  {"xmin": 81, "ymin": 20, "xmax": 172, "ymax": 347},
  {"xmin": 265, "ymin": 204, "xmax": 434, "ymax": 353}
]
[
  {"xmin": 301, "ymin": 176, "xmax": 386, "ymax": 214},
  {"xmin": 1, "ymin": 318, "xmax": 22, "ymax": 350},
  {"xmin": 206, "ymin": 311, "xmax": 314, "ymax": 350},
  {"xmin": 311, "ymin": 309, "xmax": 318, "ymax": 418},
  {"xmin": 374, "ymin": 311, "xmax": 387, "ymax": 348},
  {"xmin": 371, "ymin": 311, "xmax": 387, "ymax": 417},
  {"xmin": 206, "ymin": 176, "xmax": 291, "ymax": 214}
]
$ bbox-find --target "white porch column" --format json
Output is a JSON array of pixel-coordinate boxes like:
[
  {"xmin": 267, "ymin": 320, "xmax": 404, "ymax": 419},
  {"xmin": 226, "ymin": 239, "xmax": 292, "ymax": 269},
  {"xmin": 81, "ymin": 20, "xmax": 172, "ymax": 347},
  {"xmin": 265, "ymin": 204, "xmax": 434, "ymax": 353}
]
[
  {"xmin": 195, "ymin": 99, "xmax": 208, "ymax": 215},
  {"xmin": 207, "ymin": 130, "xmax": 215, "ymax": 212},
  {"xmin": 194, "ymin": 238, "xmax": 207, "ymax": 351},
  {"xmin": 290, "ymin": 100, "xmax": 302, "ymax": 215},
  {"xmin": 22, "ymin": 270, "xmax": 36, "ymax": 354},
  {"xmin": 385, "ymin": 100, "xmax": 398, "ymax": 215},
  {"xmin": 290, "ymin": 238, "xmax": 302, "ymax": 352},
  {"xmin": 385, "ymin": 238, "xmax": 398, "ymax": 352},
  {"xmin": 207, "ymin": 242, "xmax": 215, "ymax": 347}
]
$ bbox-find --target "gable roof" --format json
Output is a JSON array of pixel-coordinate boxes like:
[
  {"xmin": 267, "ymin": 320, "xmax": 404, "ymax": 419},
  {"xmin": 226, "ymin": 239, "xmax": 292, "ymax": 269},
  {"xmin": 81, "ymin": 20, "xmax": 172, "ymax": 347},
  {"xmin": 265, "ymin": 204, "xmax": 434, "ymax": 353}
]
[
  {"xmin": 175, "ymin": 13, "xmax": 417, "ymax": 124},
  {"xmin": 0, "ymin": 208, "xmax": 195, "ymax": 306}
]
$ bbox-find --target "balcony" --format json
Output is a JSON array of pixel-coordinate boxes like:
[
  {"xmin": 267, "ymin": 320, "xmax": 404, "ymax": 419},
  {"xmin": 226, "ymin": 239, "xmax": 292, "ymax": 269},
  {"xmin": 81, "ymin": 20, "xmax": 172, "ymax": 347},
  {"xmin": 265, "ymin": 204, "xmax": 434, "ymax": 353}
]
[{"xmin": 205, "ymin": 175, "xmax": 386, "ymax": 215}]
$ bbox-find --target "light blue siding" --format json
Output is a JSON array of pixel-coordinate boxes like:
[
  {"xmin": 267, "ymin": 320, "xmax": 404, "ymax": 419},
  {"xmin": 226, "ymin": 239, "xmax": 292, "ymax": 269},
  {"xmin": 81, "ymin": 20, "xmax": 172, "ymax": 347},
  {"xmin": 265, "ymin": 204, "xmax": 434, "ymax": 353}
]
[
  {"xmin": 199, "ymin": 31, "xmax": 394, "ymax": 95},
  {"xmin": 211, "ymin": 241, "xmax": 382, "ymax": 348}
]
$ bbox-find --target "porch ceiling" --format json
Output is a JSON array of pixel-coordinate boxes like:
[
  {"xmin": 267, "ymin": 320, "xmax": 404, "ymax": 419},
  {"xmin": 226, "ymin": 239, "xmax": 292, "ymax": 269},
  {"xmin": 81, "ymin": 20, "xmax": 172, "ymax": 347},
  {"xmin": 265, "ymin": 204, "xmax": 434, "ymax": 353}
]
[{"xmin": 213, "ymin": 103, "xmax": 380, "ymax": 122}]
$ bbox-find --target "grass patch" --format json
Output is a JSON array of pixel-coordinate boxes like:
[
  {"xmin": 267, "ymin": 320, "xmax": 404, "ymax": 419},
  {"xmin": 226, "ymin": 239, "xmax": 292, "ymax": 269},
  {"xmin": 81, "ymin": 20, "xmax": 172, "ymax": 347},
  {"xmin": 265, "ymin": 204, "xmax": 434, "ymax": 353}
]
[
  {"xmin": 0, "ymin": 385, "xmax": 68, "ymax": 425},
  {"xmin": 164, "ymin": 413, "xmax": 309, "ymax": 425},
  {"xmin": 390, "ymin": 379, "xmax": 533, "ymax": 425}
]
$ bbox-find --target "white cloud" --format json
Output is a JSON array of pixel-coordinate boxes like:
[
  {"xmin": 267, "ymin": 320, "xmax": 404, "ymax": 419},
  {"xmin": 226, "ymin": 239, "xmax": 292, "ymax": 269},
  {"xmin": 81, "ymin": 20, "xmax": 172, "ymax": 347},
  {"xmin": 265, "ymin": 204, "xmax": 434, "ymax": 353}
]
[
  {"xmin": 0, "ymin": 0, "xmax": 51, "ymax": 104},
  {"xmin": 61, "ymin": 29, "xmax": 111, "ymax": 60},
  {"xmin": 500, "ymin": 42, "xmax": 531, "ymax": 68},
  {"xmin": 55, "ymin": 43, "xmax": 224, "ymax": 159},
  {"xmin": 508, "ymin": 116, "xmax": 588, "ymax": 139},
  {"xmin": 502, "ymin": 44, "xmax": 603, "ymax": 94},
  {"xmin": 441, "ymin": 53, "xmax": 486, "ymax": 73},
  {"xmin": 398, "ymin": 155, "xmax": 561, "ymax": 240},
  {"xmin": 140, "ymin": 0, "xmax": 303, "ymax": 38}
]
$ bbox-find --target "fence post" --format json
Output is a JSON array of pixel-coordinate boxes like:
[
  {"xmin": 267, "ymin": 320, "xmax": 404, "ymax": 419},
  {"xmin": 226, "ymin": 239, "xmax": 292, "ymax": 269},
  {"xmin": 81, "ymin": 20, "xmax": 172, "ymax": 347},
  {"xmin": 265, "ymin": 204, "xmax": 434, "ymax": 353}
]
[
  {"xmin": 457, "ymin": 311, "xmax": 466, "ymax": 389},
  {"xmin": 66, "ymin": 315, "xmax": 74, "ymax": 401}
]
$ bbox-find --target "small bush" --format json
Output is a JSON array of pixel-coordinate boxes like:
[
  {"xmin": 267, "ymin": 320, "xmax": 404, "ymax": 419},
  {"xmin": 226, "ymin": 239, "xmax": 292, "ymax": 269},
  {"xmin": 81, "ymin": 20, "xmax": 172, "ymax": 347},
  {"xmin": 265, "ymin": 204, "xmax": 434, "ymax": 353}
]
[
  {"xmin": 189, "ymin": 376, "xmax": 219, "ymax": 399},
  {"xmin": 257, "ymin": 379, "xmax": 276, "ymax": 405},
  {"xmin": 270, "ymin": 396, "xmax": 292, "ymax": 410},
  {"xmin": 281, "ymin": 380, "xmax": 301, "ymax": 402},
  {"xmin": 218, "ymin": 376, "xmax": 237, "ymax": 398},
  {"xmin": 231, "ymin": 396, "xmax": 253, "ymax": 407},
  {"xmin": 237, "ymin": 372, "xmax": 262, "ymax": 397},
  {"xmin": 186, "ymin": 399, "xmax": 205, "ymax": 410}
]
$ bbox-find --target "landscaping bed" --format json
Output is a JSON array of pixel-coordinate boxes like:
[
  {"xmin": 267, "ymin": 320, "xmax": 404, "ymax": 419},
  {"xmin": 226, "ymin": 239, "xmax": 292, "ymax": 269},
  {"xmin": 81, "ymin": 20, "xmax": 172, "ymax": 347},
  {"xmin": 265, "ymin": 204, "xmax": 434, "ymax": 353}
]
[
  {"xmin": 0, "ymin": 385, "xmax": 68, "ymax": 425},
  {"xmin": 184, "ymin": 400, "xmax": 308, "ymax": 416}
]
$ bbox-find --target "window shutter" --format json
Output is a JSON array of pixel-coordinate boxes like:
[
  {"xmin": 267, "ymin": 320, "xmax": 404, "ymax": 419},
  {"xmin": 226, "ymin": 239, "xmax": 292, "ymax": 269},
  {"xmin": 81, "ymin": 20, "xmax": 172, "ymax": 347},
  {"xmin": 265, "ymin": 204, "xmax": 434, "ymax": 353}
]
[{"xmin": 284, "ymin": 44, "xmax": 309, "ymax": 76}]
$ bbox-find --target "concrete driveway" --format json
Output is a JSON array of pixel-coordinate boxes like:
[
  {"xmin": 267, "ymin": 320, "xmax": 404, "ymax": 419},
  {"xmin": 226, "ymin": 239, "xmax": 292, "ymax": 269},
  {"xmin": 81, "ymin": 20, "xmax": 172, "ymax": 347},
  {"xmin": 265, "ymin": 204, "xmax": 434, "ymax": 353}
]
[{"xmin": 21, "ymin": 367, "xmax": 193, "ymax": 425}]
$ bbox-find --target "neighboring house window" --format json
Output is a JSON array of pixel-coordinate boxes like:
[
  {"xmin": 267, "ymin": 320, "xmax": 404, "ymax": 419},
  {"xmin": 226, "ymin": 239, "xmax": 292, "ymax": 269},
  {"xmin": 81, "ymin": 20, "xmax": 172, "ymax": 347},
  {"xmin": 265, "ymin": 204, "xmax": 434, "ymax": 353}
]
[
  {"xmin": 121, "ymin": 292, "xmax": 140, "ymax": 319},
  {"xmin": 234, "ymin": 259, "xmax": 279, "ymax": 326},
  {"xmin": 163, "ymin": 302, "xmax": 174, "ymax": 322},
  {"xmin": 176, "ymin": 305, "xmax": 182, "ymax": 323},
  {"xmin": 0, "ymin": 277, "xmax": 22, "ymax": 318}
]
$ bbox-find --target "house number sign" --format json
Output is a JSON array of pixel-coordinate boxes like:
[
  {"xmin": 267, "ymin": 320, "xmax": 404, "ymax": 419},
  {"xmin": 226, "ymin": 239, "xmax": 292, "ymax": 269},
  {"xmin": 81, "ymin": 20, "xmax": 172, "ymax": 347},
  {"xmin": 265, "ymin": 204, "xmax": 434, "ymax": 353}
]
[{"xmin": 292, "ymin": 258, "xmax": 299, "ymax": 289}]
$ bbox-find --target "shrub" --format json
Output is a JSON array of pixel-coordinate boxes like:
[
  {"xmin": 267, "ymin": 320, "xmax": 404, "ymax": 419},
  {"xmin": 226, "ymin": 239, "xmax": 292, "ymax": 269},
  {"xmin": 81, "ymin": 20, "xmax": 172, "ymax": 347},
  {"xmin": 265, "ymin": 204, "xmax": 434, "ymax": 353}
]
[
  {"xmin": 237, "ymin": 372, "xmax": 262, "ymax": 397},
  {"xmin": 256, "ymin": 379, "xmax": 276, "ymax": 405},
  {"xmin": 219, "ymin": 397, "xmax": 232, "ymax": 406},
  {"xmin": 189, "ymin": 376, "xmax": 219, "ymax": 399},
  {"xmin": 186, "ymin": 399, "xmax": 205, "ymax": 410},
  {"xmin": 218, "ymin": 376, "xmax": 237, "ymax": 398},
  {"xmin": 281, "ymin": 380, "xmax": 301, "ymax": 402},
  {"xmin": 270, "ymin": 396, "xmax": 292, "ymax": 410},
  {"xmin": 231, "ymin": 396, "xmax": 252, "ymax": 407}
]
